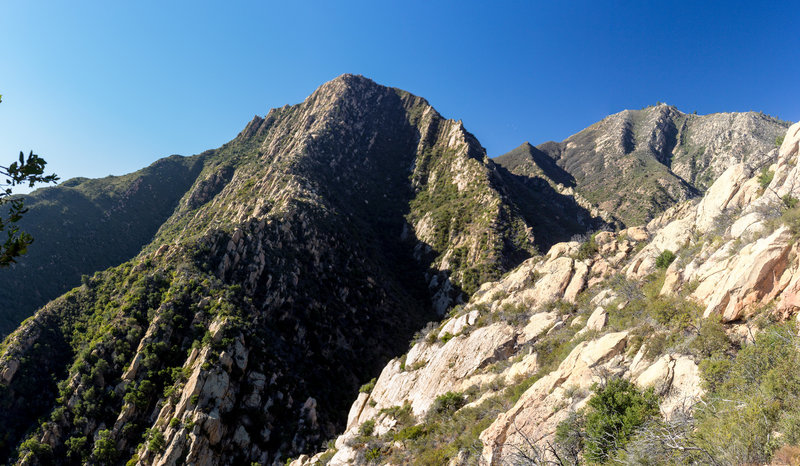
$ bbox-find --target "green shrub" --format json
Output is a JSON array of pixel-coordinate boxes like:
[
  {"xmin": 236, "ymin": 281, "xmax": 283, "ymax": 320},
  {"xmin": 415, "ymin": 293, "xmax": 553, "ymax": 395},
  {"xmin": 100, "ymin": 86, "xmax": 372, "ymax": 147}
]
[
  {"xmin": 554, "ymin": 410, "xmax": 585, "ymax": 460},
  {"xmin": 147, "ymin": 429, "xmax": 166, "ymax": 453},
  {"xmin": 92, "ymin": 429, "xmax": 117, "ymax": 462},
  {"xmin": 394, "ymin": 425, "xmax": 427, "ymax": 441},
  {"xmin": 359, "ymin": 378, "xmax": 377, "ymax": 394},
  {"xmin": 655, "ymin": 250, "xmax": 676, "ymax": 269},
  {"xmin": 389, "ymin": 396, "xmax": 497, "ymax": 464},
  {"xmin": 65, "ymin": 435, "xmax": 88, "ymax": 461},
  {"xmin": 699, "ymin": 356, "xmax": 733, "ymax": 392},
  {"xmin": 642, "ymin": 332, "xmax": 677, "ymax": 360},
  {"xmin": 428, "ymin": 391, "xmax": 466, "ymax": 419},
  {"xmin": 694, "ymin": 324, "xmax": 800, "ymax": 464},
  {"xmin": 759, "ymin": 168, "xmax": 775, "ymax": 189},
  {"xmin": 783, "ymin": 194, "xmax": 799, "ymax": 209},
  {"xmin": 647, "ymin": 294, "xmax": 700, "ymax": 328},
  {"xmin": 690, "ymin": 317, "xmax": 731, "ymax": 358},
  {"xmin": 781, "ymin": 206, "xmax": 800, "ymax": 236},
  {"xmin": 19, "ymin": 438, "xmax": 53, "ymax": 460},
  {"xmin": 359, "ymin": 419, "xmax": 376, "ymax": 437},
  {"xmin": 575, "ymin": 234, "xmax": 598, "ymax": 260},
  {"xmin": 364, "ymin": 446, "xmax": 382, "ymax": 462},
  {"xmin": 583, "ymin": 379, "xmax": 659, "ymax": 462},
  {"xmin": 380, "ymin": 402, "xmax": 414, "ymax": 426},
  {"xmin": 777, "ymin": 135, "xmax": 785, "ymax": 148}
]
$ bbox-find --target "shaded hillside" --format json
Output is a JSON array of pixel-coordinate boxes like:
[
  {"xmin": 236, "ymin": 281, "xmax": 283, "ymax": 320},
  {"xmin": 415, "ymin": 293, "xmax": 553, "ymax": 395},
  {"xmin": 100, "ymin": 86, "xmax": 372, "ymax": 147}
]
[
  {"xmin": 0, "ymin": 155, "xmax": 207, "ymax": 337},
  {"xmin": 0, "ymin": 75, "xmax": 604, "ymax": 465},
  {"xmin": 497, "ymin": 105, "xmax": 789, "ymax": 226}
]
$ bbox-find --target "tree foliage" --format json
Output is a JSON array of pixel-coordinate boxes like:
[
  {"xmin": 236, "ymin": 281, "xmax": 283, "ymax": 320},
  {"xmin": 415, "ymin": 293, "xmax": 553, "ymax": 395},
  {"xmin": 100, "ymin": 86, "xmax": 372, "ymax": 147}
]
[
  {"xmin": 0, "ymin": 94, "xmax": 59, "ymax": 266},
  {"xmin": 556, "ymin": 378, "xmax": 659, "ymax": 463}
]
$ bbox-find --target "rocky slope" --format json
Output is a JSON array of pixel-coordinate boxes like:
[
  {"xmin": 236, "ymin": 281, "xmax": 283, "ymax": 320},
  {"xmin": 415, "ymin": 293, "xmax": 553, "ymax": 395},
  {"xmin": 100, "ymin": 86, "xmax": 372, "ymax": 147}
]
[
  {"xmin": 296, "ymin": 121, "xmax": 800, "ymax": 465},
  {"xmin": 496, "ymin": 105, "xmax": 789, "ymax": 226},
  {"xmin": 0, "ymin": 75, "xmax": 607, "ymax": 465}
]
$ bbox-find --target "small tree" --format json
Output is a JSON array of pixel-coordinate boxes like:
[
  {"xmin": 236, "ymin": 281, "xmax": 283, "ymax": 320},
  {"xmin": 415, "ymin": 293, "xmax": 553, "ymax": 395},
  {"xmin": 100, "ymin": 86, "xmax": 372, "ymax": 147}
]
[
  {"xmin": 655, "ymin": 250, "xmax": 676, "ymax": 269},
  {"xmin": 583, "ymin": 379, "xmax": 659, "ymax": 462},
  {"xmin": 91, "ymin": 429, "xmax": 117, "ymax": 462},
  {"xmin": 0, "ymin": 94, "xmax": 59, "ymax": 266}
]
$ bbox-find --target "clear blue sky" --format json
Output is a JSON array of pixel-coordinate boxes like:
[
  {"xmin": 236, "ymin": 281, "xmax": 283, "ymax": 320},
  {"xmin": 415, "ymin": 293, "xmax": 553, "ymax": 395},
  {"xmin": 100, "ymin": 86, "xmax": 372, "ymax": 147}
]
[{"xmin": 2, "ymin": 1, "xmax": 798, "ymax": 190}]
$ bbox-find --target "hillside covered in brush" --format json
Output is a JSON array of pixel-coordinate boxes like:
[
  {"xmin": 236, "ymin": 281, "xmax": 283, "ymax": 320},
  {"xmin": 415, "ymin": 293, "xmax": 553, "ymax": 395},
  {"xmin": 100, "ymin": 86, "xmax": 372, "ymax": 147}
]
[{"xmin": 0, "ymin": 155, "xmax": 208, "ymax": 337}]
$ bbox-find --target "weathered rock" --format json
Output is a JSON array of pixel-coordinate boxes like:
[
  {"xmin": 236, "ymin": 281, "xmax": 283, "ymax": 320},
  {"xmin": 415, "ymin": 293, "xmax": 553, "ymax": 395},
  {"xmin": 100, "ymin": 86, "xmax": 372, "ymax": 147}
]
[
  {"xmin": 520, "ymin": 311, "xmax": 558, "ymax": 343},
  {"xmin": 480, "ymin": 332, "xmax": 628, "ymax": 464},
  {"xmin": 635, "ymin": 354, "xmax": 703, "ymax": 419},
  {"xmin": 563, "ymin": 261, "xmax": 589, "ymax": 303},
  {"xmin": 626, "ymin": 217, "xmax": 693, "ymax": 279},
  {"xmin": 660, "ymin": 259, "xmax": 683, "ymax": 295},
  {"xmin": 517, "ymin": 256, "xmax": 574, "ymax": 306},
  {"xmin": 694, "ymin": 227, "xmax": 792, "ymax": 321},
  {"xmin": 355, "ymin": 323, "xmax": 517, "ymax": 425},
  {"xmin": 694, "ymin": 163, "xmax": 749, "ymax": 232},
  {"xmin": 0, "ymin": 359, "xmax": 19, "ymax": 384},
  {"xmin": 438, "ymin": 310, "xmax": 480, "ymax": 338},
  {"xmin": 779, "ymin": 121, "xmax": 800, "ymax": 160},
  {"xmin": 585, "ymin": 306, "xmax": 607, "ymax": 331},
  {"xmin": 505, "ymin": 353, "xmax": 539, "ymax": 384},
  {"xmin": 625, "ymin": 226, "xmax": 649, "ymax": 242},
  {"xmin": 730, "ymin": 211, "xmax": 765, "ymax": 238}
]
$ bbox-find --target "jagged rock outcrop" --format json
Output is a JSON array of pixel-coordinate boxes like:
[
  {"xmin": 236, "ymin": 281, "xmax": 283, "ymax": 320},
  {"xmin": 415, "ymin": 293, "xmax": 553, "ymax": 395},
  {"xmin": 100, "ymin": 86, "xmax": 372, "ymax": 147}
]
[{"xmin": 626, "ymin": 121, "xmax": 800, "ymax": 323}]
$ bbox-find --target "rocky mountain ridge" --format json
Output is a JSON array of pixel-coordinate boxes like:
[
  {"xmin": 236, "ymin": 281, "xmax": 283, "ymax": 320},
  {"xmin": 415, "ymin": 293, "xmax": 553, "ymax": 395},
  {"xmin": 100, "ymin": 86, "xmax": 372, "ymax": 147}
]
[
  {"xmin": 0, "ymin": 75, "xmax": 603, "ymax": 465},
  {"xmin": 496, "ymin": 104, "xmax": 789, "ymax": 226}
]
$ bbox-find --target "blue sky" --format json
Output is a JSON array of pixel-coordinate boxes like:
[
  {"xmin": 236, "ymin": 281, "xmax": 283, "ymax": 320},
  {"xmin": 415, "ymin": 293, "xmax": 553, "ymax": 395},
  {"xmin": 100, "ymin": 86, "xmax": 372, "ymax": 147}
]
[{"xmin": 1, "ymin": 1, "xmax": 798, "ymax": 190}]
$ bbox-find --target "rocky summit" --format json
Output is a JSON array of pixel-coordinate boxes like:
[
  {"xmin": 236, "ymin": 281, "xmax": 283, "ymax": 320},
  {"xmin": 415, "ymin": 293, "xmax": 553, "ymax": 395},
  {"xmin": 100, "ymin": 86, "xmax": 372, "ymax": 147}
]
[{"xmin": 1, "ymin": 75, "xmax": 798, "ymax": 466}]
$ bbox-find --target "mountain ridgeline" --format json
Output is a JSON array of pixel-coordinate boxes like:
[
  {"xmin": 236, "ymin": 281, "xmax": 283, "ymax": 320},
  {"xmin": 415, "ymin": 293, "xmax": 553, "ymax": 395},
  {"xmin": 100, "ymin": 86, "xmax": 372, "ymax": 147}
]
[
  {"xmin": 496, "ymin": 104, "xmax": 789, "ymax": 225},
  {"xmin": 0, "ymin": 75, "xmax": 602, "ymax": 464}
]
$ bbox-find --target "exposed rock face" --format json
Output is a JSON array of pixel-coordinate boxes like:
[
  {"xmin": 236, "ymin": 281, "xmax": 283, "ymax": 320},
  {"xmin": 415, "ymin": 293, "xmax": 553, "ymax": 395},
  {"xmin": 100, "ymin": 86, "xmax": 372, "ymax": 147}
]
[
  {"xmin": 692, "ymin": 227, "xmax": 792, "ymax": 321},
  {"xmin": 480, "ymin": 331, "xmax": 631, "ymax": 463}
]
